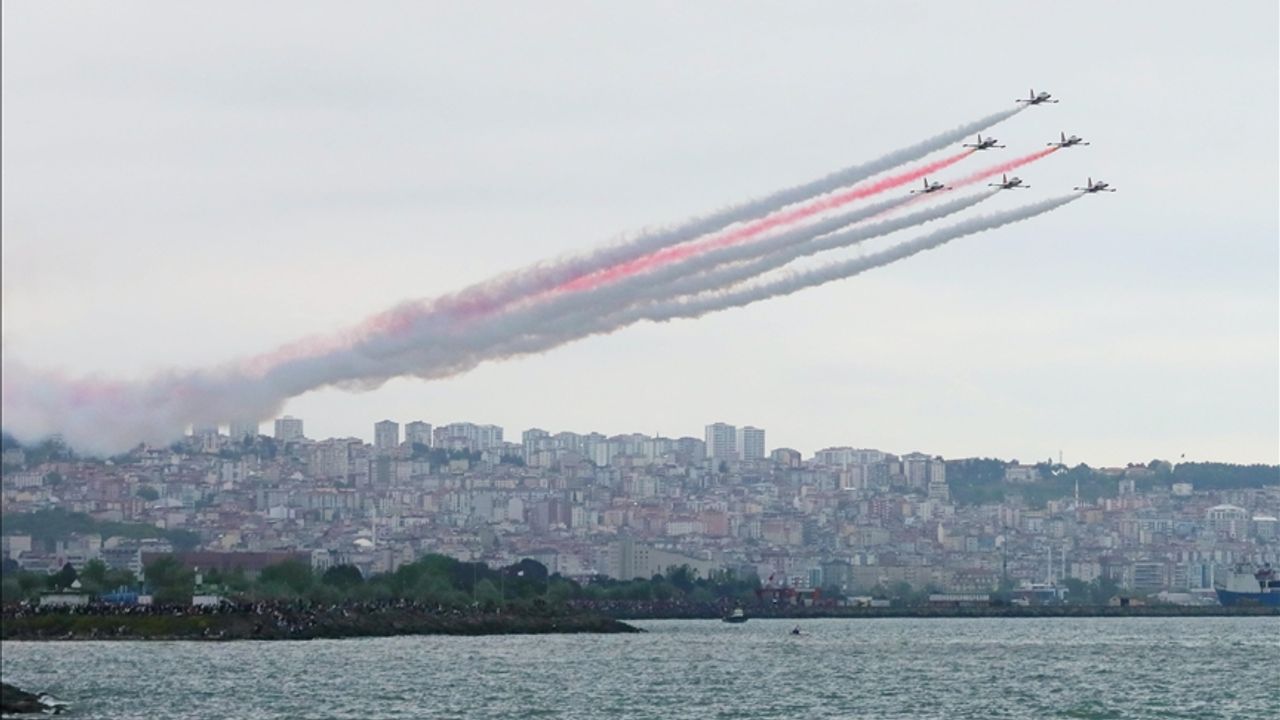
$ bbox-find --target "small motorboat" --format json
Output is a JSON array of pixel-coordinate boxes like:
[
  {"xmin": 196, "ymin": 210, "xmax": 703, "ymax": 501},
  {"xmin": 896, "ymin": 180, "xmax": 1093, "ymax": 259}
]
[{"xmin": 722, "ymin": 608, "xmax": 748, "ymax": 624}]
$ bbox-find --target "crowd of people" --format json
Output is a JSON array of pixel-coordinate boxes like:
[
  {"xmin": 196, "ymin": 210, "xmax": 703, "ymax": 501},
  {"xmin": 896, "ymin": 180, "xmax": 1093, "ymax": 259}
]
[{"xmin": 0, "ymin": 597, "xmax": 577, "ymax": 640}]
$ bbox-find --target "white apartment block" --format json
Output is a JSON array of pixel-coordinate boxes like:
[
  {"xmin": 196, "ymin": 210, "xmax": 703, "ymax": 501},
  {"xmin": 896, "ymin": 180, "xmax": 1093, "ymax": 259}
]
[
  {"xmin": 228, "ymin": 420, "xmax": 259, "ymax": 441},
  {"xmin": 405, "ymin": 421, "xmax": 432, "ymax": 447},
  {"xmin": 274, "ymin": 416, "xmax": 304, "ymax": 442},
  {"xmin": 737, "ymin": 426, "xmax": 766, "ymax": 460},
  {"xmin": 374, "ymin": 420, "xmax": 400, "ymax": 451},
  {"xmin": 705, "ymin": 423, "xmax": 738, "ymax": 461}
]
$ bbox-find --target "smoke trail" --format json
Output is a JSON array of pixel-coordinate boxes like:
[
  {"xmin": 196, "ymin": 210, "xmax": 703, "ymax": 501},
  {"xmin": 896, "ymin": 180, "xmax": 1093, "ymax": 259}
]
[
  {"xmin": 558, "ymin": 148, "xmax": 977, "ymax": 293},
  {"xmin": 517, "ymin": 190, "xmax": 1001, "ymax": 346},
  {"xmin": 232, "ymin": 108, "xmax": 1026, "ymax": 376},
  {"xmin": 0, "ymin": 190, "xmax": 998, "ymax": 454},
  {"xmin": 239, "ymin": 192, "xmax": 968, "ymax": 391},
  {"xmin": 428, "ymin": 104, "xmax": 1028, "ymax": 316},
  {"xmin": 631, "ymin": 195, "xmax": 1083, "ymax": 323},
  {"xmin": 1, "ymin": 106, "xmax": 1039, "ymax": 453},
  {"xmin": 946, "ymin": 146, "xmax": 1059, "ymax": 190},
  {"xmin": 479, "ymin": 195, "xmax": 1083, "ymax": 366},
  {"xmin": 413, "ymin": 190, "xmax": 1006, "ymax": 376}
]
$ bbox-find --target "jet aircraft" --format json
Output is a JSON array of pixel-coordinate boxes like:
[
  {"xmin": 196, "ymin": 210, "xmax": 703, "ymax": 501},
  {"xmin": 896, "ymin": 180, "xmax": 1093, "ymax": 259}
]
[
  {"xmin": 1074, "ymin": 177, "xmax": 1116, "ymax": 193},
  {"xmin": 989, "ymin": 173, "xmax": 1028, "ymax": 189},
  {"xmin": 910, "ymin": 178, "xmax": 948, "ymax": 194},
  {"xmin": 1016, "ymin": 89, "xmax": 1058, "ymax": 105},
  {"xmin": 963, "ymin": 134, "xmax": 1005, "ymax": 150},
  {"xmin": 1049, "ymin": 131, "xmax": 1090, "ymax": 148}
]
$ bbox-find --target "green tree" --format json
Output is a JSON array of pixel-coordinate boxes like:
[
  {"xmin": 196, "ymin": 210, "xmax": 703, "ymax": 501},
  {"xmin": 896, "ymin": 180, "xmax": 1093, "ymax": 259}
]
[
  {"xmin": 258, "ymin": 560, "xmax": 314, "ymax": 595},
  {"xmin": 1061, "ymin": 577, "xmax": 1090, "ymax": 605},
  {"xmin": 1, "ymin": 576, "xmax": 22, "ymax": 603},
  {"xmin": 144, "ymin": 555, "xmax": 194, "ymax": 604},
  {"xmin": 0, "ymin": 509, "xmax": 200, "ymax": 551},
  {"xmin": 254, "ymin": 580, "xmax": 296, "ymax": 600},
  {"xmin": 322, "ymin": 565, "xmax": 364, "ymax": 590},
  {"xmin": 80, "ymin": 559, "xmax": 108, "ymax": 590},
  {"xmin": 1089, "ymin": 576, "xmax": 1120, "ymax": 605},
  {"xmin": 52, "ymin": 562, "xmax": 78, "ymax": 590},
  {"xmin": 546, "ymin": 579, "xmax": 575, "ymax": 607},
  {"xmin": 412, "ymin": 574, "xmax": 461, "ymax": 605},
  {"xmin": 136, "ymin": 486, "xmax": 160, "ymax": 502},
  {"xmin": 474, "ymin": 578, "xmax": 501, "ymax": 605},
  {"xmin": 17, "ymin": 571, "xmax": 44, "ymax": 596},
  {"xmin": 689, "ymin": 587, "xmax": 715, "ymax": 604},
  {"xmin": 104, "ymin": 568, "xmax": 137, "ymax": 591},
  {"xmin": 667, "ymin": 565, "xmax": 696, "ymax": 594},
  {"xmin": 305, "ymin": 583, "xmax": 341, "ymax": 604}
]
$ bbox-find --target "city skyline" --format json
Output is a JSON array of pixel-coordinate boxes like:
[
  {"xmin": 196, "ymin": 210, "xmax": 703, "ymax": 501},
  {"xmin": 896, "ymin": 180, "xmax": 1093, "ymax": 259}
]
[
  {"xmin": 159, "ymin": 413, "xmax": 1259, "ymax": 470},
  {"xmin": 4, "ymin": 405, "xmax": 1275, "ymax": 595}
]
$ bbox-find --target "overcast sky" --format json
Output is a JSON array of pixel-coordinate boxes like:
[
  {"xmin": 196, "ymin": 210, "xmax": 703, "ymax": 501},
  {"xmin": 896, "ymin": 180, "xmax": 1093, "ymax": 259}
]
[{"xmin": 3, "ymin": 1, "xmax": 1277, "ymax": 464}]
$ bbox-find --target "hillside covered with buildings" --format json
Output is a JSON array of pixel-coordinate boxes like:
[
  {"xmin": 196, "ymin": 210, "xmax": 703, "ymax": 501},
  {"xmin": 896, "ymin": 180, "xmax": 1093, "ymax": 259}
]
[{"xmin": 3, "ymin": 419, "xmax": 1277, "ymax": 605}]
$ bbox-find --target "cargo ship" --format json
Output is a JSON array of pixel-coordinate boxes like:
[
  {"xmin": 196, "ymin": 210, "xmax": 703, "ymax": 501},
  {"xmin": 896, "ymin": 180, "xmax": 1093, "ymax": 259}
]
[{"xmin": 1215, "ymin": 564, "xmax": 1280, "ymax": 607}]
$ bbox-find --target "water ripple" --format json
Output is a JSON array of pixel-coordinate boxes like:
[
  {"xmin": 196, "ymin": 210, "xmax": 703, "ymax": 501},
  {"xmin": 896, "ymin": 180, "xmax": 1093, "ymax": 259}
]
[{"xmin": 2, "ymin": 617, "xmax": 1278, "ymax": 719}]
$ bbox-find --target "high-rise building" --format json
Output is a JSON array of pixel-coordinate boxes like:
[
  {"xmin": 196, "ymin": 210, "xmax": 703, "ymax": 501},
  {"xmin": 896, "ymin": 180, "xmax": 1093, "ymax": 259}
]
[
  {"xmin": 405, "ymin": 421, "xmax": 432, "ymax": 447},
  {"xmin": 522, "ymin": 428, "xmax": 550, "ymax": 462},
  {"xmin": 477, "ymin": 424, "xmax": 503, "ymax": 450},
  {"xmin": 374, "ymin": 420, "xmax": 400, "ymax": 451},
  {"xmin": 674, "ymin": 437, "xmax": 707, "ymax": 463},
  {"xmin": 431, "ymin": 422, "xmax": 504, "ymax": 452},
  {"xmin": 736, "ymin": 426, "xmax": 766, "ymax": 460},
  {"xmin": 553, "ymin": 431, "xmax": 583, "ymax": 453},
  {"xmin": 228, "ymin": 421, "xmax": 259, "ymax": 442},
  {"xmin": 273, "ymin": 416, "xmax": 304, "ymax": 442},
  {"xmin": 704, "ymin": 423, "xmax": 738, "ymax": 461},
  {"xmin": 902, "ymin": 452, "xmax": 933, "ymax": 489},
  {"xmin": 311, "ymin": 438, "xmax": 360, "ymax": 480},
  {"xmin": 191, "ymin": 424, "xmax": 220, "ymax": 439}
]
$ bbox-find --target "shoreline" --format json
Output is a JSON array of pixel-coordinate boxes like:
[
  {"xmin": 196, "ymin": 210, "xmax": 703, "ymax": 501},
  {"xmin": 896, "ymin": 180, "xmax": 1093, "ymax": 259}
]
[
  {"xmin": 1, "ymin": 609, "xmax": 640, "ymax": 641},
  {"xmin": 609, "ymin": 605, "xmax": 1280, "ymax": 621},
  {"xmin": 4, "ymin": 605, "xmax": 1272, "ymax": 641}
]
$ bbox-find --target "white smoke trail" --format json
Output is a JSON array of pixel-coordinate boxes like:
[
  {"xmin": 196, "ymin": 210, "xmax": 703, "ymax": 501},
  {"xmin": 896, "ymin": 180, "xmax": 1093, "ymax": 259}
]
[
  {"xmin": 244, "ymin": 189, "xmax": 995, "ymax": 393},
  {"xmin": 408, "ymin": 190, "xmax": 1035, "ymax": 376},
  {"xmin": 620, "ymin": 194, "xmax": 1084, "ymax": 324},
  {"xmin": 450, "ymin": 190, "xmax": 1001, "ymax": 366},
  {"xmin": 0, "ymin": 107, "xmax": 1040, "ymax": 454},
  {"xmin": 432, "ymin": 105, "xmax": 1026, "ymax": 314},
  {"xmin": 1, "ymin": 192, "xmax": 1049, "ymax": 455}
]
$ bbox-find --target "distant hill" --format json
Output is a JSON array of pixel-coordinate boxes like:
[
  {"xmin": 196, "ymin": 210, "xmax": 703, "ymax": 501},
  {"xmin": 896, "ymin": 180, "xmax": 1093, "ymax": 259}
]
[
  {"xmin": 946, "ymin": 459, "xmax": 1279, "ymax": 507},
  {"xmin": 0, "ymin": 509, "xmax": 200, "ymax": 551}
]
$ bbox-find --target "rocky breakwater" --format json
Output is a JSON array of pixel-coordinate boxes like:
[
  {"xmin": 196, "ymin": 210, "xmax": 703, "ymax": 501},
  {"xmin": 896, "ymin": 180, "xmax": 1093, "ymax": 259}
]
[
  {"xmin": 1, "ymin": 682, "xmax": 69, "ymax": 714},
  {"xmin": 2, "ymin": 600, "xmax": 641, "ymax": 641}
]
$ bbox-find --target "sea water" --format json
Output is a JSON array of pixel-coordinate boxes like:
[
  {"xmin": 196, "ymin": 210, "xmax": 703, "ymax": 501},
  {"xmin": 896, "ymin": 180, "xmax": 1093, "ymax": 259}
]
[{"xmin": 3, "ymin": 617, "xmax": 1277, "ymax": 719}]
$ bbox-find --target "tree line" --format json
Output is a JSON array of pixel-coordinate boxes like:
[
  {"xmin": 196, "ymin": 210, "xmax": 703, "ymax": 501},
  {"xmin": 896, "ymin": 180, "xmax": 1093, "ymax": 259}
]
[{"xmin": 1, "ymin": 553, "xmax": 764, "ymax": 610}]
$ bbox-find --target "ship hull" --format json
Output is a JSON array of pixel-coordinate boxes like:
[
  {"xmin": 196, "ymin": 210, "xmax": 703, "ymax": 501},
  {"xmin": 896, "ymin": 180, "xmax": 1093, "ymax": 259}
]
[{"xmin": 1215, "ymin": 588, "xmax": 1280, "ymax": 607}]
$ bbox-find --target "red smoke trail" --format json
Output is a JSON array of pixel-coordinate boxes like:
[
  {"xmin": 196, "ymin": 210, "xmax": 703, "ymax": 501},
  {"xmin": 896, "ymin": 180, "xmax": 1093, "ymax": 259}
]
[
  {"xmin": 238, "ymin": 302, "xmax": 426, "ymax": 378},
  {"xmin": 947, "ymin": 147, "xmax": 1059, "ymax": 190},
  {"xmin": 863, "ymin": 193, "xmax": 931, "ymax": 223},
  {"xmin": 554, "ymin": 148, "xmax": 977, "ymax": 294},
  {"xmin": 235, "ymin": 149, "xmax": 982, "ymax": 376}
]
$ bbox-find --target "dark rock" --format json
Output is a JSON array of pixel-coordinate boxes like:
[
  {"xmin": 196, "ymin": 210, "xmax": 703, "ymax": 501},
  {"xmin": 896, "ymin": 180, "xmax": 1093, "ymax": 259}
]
[
  {"xmin": 0, "ymin": 682, "xmax": 68, "ymax": 715},
  {"xmin": 2, "ymin": 682, "xmax": 43, "ymax": 714}
]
